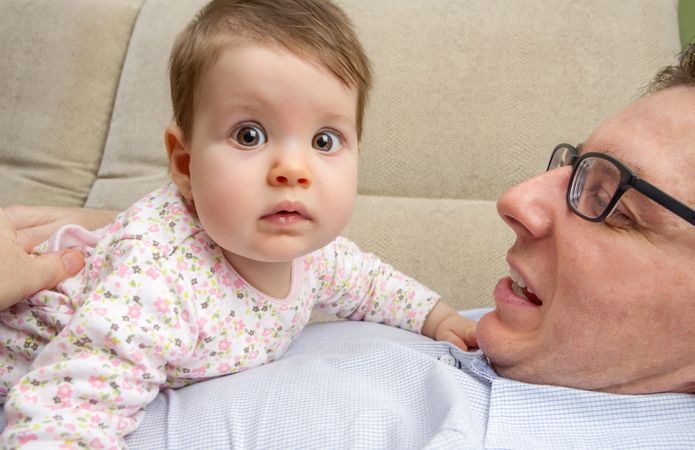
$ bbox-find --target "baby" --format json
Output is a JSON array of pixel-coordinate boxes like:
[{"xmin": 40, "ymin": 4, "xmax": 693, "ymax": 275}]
[{"xmin": 0, "ymin": 0, "xmax": 476, "ymax": 447}]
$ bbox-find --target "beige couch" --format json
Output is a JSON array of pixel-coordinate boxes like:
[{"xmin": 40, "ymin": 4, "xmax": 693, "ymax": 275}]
[{"xmin": 0, "ymin": 0, "xmax": 681, "ymax": 314}]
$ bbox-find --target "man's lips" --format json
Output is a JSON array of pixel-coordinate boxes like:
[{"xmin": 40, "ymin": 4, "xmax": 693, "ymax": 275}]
[
  {"xmin": 494, "ymin": 277, "xmax": 543, "ymax": 308},
  {"xmin": 491, "ymin": 277, "xmax": 543, "ymax": 332},
  {"xmin": 516, "ymin": 284, "xmax": 543, "ymax": 305}
]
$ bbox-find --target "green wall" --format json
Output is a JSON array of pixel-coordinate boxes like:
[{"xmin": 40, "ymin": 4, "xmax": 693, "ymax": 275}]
[{"xmin": 681, "ymin": 0, "xmax": 695, "ymax": 45}]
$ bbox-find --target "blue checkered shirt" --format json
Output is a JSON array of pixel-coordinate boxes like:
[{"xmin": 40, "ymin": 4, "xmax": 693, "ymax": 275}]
[{"xmin": 2, "ymin": 320, "xmax": 694, "ymax": 449}]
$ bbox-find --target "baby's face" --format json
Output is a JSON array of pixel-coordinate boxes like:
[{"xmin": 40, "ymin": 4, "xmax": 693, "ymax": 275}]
[{"xmin": 183, "ymin": 43, "xmax": 360, "ymax": 265}]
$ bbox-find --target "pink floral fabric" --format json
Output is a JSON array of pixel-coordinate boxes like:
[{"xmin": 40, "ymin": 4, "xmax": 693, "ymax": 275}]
[{"xmin": 0, "ymin": 183, "xmax": 439, "ymax": 449}]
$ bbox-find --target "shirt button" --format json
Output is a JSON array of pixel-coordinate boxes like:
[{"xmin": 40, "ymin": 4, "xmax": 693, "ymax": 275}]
[{"xmin": 437, "ymin": 354, "xmax": 457, "ymax": 367}]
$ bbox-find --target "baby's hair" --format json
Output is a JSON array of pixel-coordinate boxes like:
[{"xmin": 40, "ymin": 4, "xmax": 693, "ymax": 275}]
[{"xmin": 169, "ymin": 0, "xmax": 373, "ymax": 141}]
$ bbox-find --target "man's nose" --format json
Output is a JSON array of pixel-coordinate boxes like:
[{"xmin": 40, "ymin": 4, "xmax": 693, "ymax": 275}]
[
  {"xmin": 267, "ymin": 149, "xmax": 312, "ymax": 188},
  {"xmin": 496, "ymin": 167, "xmax": 571, "ymax": 239}
]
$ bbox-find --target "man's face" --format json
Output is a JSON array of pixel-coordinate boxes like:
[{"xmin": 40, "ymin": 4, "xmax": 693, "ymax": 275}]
[
  {"xmin": 178, "ymin": 43, "xmax": 359, "ymax": 269},
  {"xmin": 477, "ymin": 86, "xmax": 695, "ymax": 394}
]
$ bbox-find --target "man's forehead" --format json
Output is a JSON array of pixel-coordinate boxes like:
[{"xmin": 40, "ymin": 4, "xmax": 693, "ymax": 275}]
[
  {"xmin": 586, "ymin": 88, "xmax": 695, "ymax": 178},
  {"xmin": 580, "ymin": 87, "xmax": 695, "ymax": 227}
]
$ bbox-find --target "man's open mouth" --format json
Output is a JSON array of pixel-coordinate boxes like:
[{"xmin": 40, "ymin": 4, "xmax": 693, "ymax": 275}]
[{"xmin": 509, "ymin": 266, "xmax": 543, "ymax": 306}]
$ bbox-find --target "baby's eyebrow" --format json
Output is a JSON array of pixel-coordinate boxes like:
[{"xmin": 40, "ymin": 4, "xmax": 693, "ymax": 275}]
[
  {"xmin": 217, "ymin": 102, "xmax": 258, "ymax": 115},
  {"xmin": 322, "ymin": 112, "xmax": 356, "ymax": 128}
]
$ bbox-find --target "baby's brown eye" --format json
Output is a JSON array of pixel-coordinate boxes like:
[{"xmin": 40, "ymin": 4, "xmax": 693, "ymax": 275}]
[
  {"xmin": 231, "ymin": 123, "xmax": 266, "ymax": 148},
  {"xmin": 312, "ymin": 130, "xmax": 342, "ymax": 153}
]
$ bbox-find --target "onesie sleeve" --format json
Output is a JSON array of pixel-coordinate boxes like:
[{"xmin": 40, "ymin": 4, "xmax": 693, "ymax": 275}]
[
  {"xmin": 312, "ymin": 237, "xmax": 440, "ymax": 333},
  {"xmin": 1, "ymin": 239, "xmax": 198, "ymax": 449}
]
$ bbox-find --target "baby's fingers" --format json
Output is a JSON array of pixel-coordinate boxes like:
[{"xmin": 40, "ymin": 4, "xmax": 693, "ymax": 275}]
[
  {"xmin": 462, "ymin": 325, "xmax": 478, "ymax": 349},
  {"xmin": 440, "ymin": 330, "xmax": 469, "ymax": 351}
]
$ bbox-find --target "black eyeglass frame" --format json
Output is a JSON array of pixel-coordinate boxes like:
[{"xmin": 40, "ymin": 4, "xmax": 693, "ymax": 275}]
[{"xmin": 548, "ymin": 143, "xmax": 695, "ymax": 226}]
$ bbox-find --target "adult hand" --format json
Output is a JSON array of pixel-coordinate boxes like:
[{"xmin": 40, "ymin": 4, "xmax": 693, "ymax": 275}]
[
  {"xmin": 4, "ymin": 205, "xmax": 119, "ymax": 251},
  {"xmin": 0, "ymin": 208, "xmax": 85, "ymax": 310}
]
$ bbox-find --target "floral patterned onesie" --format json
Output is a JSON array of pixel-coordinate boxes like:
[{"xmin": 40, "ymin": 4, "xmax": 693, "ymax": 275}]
[{"xmin": 0, "ymin": 183, "xmax": 440, "ymax": 449}]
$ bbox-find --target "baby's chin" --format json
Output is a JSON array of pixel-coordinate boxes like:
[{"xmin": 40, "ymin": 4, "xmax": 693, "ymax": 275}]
[{"xmin": 219, "ymin": 241, "xmax": 325, "ymax": 265}]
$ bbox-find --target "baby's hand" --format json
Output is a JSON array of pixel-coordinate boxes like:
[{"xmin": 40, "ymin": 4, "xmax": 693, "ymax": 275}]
[
  {"xmin": 421, "ymin": 300, "xmax": 478, "ymax": 351},
  {"xmin": 434, "ymin": 313, "xmax": 477, "ymax": 351}
]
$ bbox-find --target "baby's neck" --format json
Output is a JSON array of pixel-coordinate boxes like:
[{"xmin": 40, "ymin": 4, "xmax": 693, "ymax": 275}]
[{"xmin": 222, "ymin": 251, "xmax": 293, "ymax": 299}]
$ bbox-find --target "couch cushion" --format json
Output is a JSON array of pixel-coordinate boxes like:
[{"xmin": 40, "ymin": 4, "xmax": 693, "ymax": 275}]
[
  {"xmin": 341, "ymin": 196, "xmax": 512, "ymax": 312},
  {"xmin": 85, "ymin": 0, "xmax": 208, "ymax": 209},
  {"xmin": 0, "ymin": 0, "xmax": 144, "ymax": 207},
  {"xmin": 87, "ymin": 0, "xmax": 680, "ymax": 210},
  {"xmin": 348, "ymin": 0, "xmax": 681, "ymax": 201},
  {"xmin": 311, "ymin": 195, "xmax": 510, "ymax": 321}
]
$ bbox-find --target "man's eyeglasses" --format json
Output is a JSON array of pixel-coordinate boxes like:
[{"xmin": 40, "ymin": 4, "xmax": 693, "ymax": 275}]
[{"xmin": 547, "ymin": 144, "xmax": 695, "ymax": 226}]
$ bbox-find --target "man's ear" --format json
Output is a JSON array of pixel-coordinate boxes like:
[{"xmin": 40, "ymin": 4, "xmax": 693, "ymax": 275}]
[{"xmin": 165, "ymin": 124, "xmax": 193, "ymax": 201}]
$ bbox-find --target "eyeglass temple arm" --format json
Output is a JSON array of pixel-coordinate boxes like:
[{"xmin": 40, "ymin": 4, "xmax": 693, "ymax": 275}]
[{"xmin": 633, "ymin": 179, "xmax": 695, "ymax": 226}]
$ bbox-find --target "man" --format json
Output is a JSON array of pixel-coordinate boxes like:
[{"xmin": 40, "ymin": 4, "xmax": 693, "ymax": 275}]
[
  {"xmin": 477, "ymin": 51, "xmax": 695, "ymax": 394},
  {"xmin": 2, "ymin": 44, "xmax": 694, "ymax": 448}
]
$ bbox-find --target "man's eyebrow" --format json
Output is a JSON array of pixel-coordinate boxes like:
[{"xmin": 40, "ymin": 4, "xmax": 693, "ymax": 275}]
[{"xmin": 576, "ymin": 142, "xmax": 646, "ymax": 177}]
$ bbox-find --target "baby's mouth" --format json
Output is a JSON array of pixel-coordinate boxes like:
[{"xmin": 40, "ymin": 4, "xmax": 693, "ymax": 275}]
[
  {"xmin": 261, "ymin": 210, "xmax": 307, "ymax": 225},
  {"xmin": 260, "ymin": 201, "xmax": 312, "ymax": 225}
]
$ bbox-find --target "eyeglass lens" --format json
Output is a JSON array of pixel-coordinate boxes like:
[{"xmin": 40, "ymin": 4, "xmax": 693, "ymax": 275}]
[{"xmin": 569, "ymin": 157, "xmax": 621, "ymax": 219}]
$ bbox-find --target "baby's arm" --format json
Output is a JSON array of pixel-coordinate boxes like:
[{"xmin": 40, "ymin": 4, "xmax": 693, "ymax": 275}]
[
  {"xmin": 0, "ymin": 239, "xmax": 197, "ymax": 449},
  {"xmin": 421, "ymin": 300, "xmax": 478, "ymax": 351},
  {"xmin": 313, "ymin": 237, "xmax": 444, "ymax": 333}
]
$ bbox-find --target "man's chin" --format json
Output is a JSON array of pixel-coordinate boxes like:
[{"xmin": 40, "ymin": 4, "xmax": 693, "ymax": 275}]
[
  {"xmin": 476, "ymin": 311, "xmax": 545, "ymax": 381},
  {"xmin": 476, "ymin": 312, "xmax": 519, "ymax": 368}
]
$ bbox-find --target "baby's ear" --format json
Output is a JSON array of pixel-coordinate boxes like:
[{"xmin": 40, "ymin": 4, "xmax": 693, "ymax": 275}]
[{"xmin": 165, "ymin": 124, "xmax": 193, "ymax": 201}]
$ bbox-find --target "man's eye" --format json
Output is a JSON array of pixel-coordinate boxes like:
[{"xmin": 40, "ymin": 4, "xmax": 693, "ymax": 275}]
[
  {"xmin": 584, "ymin": 185, "xmax": 612, "ymax": 217},
  {"xmin": 231, "ymin": 123, "xmax": 266, "ymax": 148},
  {"xmin": 595, "ymin": 188, "xmax": 611, "ymax": 208},
  {"xmin": 312, "ymin": 130, "xmax": 343, "ymax": 153}
]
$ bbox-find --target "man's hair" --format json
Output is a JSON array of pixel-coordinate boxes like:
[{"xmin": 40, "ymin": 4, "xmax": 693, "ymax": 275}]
[
  {"xmin": 169, "ymin": 0, "xmax": 372, "ymax": 141},
  {"xmin": 648, "ymin": 42, "xmax": 695, "ymax": 93}
]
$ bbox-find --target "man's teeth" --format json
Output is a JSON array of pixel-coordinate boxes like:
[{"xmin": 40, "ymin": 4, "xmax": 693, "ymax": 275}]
[
  {"xmin": 511, "ymin": 281, "xmax": 528, "ymax": 299},
  {"xmin": 509, "ymin": 266, "xmax": 526, "ymax": 288},
  {"xmin": 509, "ymin": 266, "xmax": 534, "ymax": 294}
]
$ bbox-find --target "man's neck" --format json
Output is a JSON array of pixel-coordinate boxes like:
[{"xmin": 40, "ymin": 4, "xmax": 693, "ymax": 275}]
[{"xmin": 599, "ymin": 364, "xmax": 695, "ymax": 395}]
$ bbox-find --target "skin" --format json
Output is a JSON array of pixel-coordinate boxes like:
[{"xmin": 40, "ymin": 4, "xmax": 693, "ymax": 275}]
[
  {"xmin": 164, "ymin": 42, "xmax": 476, "ymax": 346},
  {"xmin": 4, "ymin": 205, "xmax": 119, "ymax": 250},
  {"xmin": 0, "ymin": 207, "xmax": 86, "ymax": 308},
  {"xmin": 477, "ymin": 85, "xmax": 695, "ymax": 394},
  {"xmin": 166, "ymin": 43, "xmax": 361, "ymax": 298}
]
